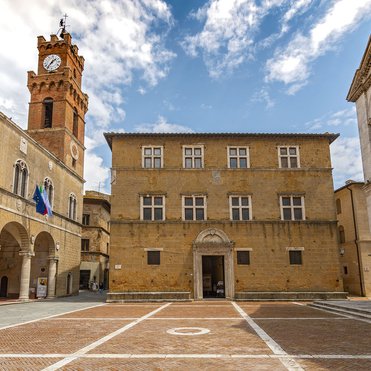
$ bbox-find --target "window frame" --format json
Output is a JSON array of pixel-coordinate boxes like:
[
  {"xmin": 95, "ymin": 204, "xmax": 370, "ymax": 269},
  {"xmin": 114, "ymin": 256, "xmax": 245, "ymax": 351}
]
[
  {"xmin": 339, "ymin": 225, "xmax": 345, "ymax": 244},
  {"xmin": 182, "ymin": 195, "xmax": 207, "ymax": 221},
  {"xmin": 227, "ymin": 146, "xmax": 250, "ymax": 169},
  {"xmin": 82, "ymin": 213, "xmax": 90, "ymax": 226},
  {"xmin": 236, "ymin": 250, "xmax": 251, "ymax": 265},
  {"xmin": 147, "ymin": 250, "xmax": 161, "ymax": 265},
  {"xmin": 142, "ymin": 145, "xmax": 164, "ymax": 169},
  {"xmin": 229, "ymin": 195, "xmax": 252, "ymax": 221},
  {"xmin": 68, "ymin": 193, "xmax": 77, "ymax": 221},
  {"xmin": 43, "ymin": 177, "xmax": 54, "ymax": 208},
  {"xmin": 289, "ymin": 250, "xmax": 303, "ymax": 265},
  {"xmin": 73, "ymin": 107, "xmax": 79, "ymax": 138},
  {"xmin": 43, "ymin": 97, "xmax": 53, "ymax": 128},
  {"xmin": 140, "ymin": 195, "xmax": 165, "ymax": 221},
  {"xmin": 13, "ymin": 159, "xmax": 29, "ymax": 198},
  {"xmin": 81, "ymin": 239, "xmax": 89, "ymax": 252},
  {"xmin": 280, "ymin": 195, "xmax": 305, "ymax": 221},
  {"xmin": 278, "ymin": 146, "xmax": 300, "ymax": 169},
  {"xmin": 182, "ymin": 145, "xmax": 204, "ymax": 169}
]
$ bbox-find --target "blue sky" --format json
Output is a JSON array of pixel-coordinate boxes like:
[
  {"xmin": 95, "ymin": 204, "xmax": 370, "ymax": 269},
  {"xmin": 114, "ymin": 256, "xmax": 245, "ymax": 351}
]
[{"xmin": 0, "ymin": 0, "xmax": 370, "ymax": 192}]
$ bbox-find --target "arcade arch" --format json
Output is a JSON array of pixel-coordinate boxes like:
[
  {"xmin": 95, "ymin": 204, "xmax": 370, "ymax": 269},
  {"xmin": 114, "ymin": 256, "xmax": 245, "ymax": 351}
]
[
  {"xmin": 31, "ymin": 232, "xmax": 57, "ymax": 298},
  {"xmin": 0, "ymin": 222, "xmax": 31, "ymax": 299}
]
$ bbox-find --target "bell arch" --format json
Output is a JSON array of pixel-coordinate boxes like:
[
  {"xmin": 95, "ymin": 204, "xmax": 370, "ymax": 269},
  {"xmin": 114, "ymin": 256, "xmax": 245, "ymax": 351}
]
[{"xmin": 193, "ymin": 228, "xmax": 234, "ymax": 300}]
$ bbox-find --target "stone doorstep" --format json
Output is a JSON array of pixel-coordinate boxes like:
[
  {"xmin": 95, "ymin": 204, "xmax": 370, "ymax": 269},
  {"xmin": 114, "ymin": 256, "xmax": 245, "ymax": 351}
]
[
  {"xmin": 309, "ymin": 302, "xmax": 371, "ymax": 319},
  {"xmin": 107, "ymin": 291, "xmax": 348, "ymax": 302},
  {"xmin": 107, "ymin": 292, "xmax": 191, "ymax": 302}
]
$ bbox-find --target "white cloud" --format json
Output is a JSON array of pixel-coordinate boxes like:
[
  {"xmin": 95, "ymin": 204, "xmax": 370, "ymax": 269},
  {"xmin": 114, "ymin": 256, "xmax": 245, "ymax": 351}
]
[
  {"xmin": 182, "ymin": 0, "xmax": 315, "ymax": 78},
  {"xmin": 331, "ymin": 136, "xmax": 363, "ymax": 188},
  {"xmin": 265, "ymin": 0, "xmax": 371, "ymax": 93},
  {"xmin": 182, "ymin": 0, "xmax": 288, "ymax": 78},
  {"xmin": 304, "ymin": 107, "xmax": 356, "ymax": 131},
  {"xmin": 135, "ymin": 115, "xmax": 194, "ymax": 133},
  {"xmin": 258, "ymin": 0, "xmax": 313, "ymax": 49},
  {"xmin": 163, "ymin": 99, "xmax": 176, "ymax": 111},
  {"xmin": 137, "ymin": 87, "xmax": 147, "ymax": 95},
  {"xmin": 84, "ymin": 136, "xmax": 110, "ymax": 192},
  {"xmin": 251, "ymin": 88, "xmax": 275, "ymax": 109}
]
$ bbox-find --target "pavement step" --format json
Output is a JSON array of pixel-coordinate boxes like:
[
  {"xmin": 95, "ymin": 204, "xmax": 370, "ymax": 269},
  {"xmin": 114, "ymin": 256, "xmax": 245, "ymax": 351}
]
[
  {"xmin": 309, "ymin": 302, "xmax": 371, "ymax": 320},
  {"xmin": 312, "ymin": 301, "xmax": 371, "ymax": 316}
]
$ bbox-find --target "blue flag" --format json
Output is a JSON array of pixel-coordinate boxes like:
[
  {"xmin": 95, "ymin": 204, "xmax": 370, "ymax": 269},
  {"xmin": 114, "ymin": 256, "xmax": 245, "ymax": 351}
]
[{"xmin": 32, "ymin": 185, "xmax": 47, "ymax": 215}]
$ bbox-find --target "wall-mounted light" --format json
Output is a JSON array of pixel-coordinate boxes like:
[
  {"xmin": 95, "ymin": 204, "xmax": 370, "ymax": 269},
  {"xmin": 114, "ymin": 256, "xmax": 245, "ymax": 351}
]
[
  {"xmin": 30, "ymin": 235, "xmax": 35, "ymax": 244},
  {"xmin": 339, "ymin": 247, "xmax": 345, "ymax": 256},
  {"xmin": 56, "ymin": 242, "xmax": 60, "ymax": 251}
]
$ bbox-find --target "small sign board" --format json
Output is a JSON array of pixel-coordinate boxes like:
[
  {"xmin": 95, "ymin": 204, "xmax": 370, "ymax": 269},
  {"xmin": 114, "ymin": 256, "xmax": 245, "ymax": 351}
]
[
  {"xmin": 114, "ymin": 264, "xmax": 122, "ymax": 270},
  {"xmin": 36, "ymin": 277, "xmax": 48, "ymax": 298}
]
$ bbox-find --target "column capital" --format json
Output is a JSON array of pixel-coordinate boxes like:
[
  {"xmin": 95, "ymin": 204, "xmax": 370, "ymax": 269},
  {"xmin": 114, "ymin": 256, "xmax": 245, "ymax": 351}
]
[
  {"xmin": 19, "ymin": 251, "xmax": 35, "ymax": 258},
  {"xmin": 48, "ymin": 255, "xmax": 59, "ymax": 262}
]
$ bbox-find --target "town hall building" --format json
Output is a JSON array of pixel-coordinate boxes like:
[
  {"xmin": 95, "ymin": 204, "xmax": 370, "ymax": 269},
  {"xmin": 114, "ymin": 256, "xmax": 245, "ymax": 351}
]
[{"xmin": 0, "ymin": 32, "xmax": 88, "ymax": 299}]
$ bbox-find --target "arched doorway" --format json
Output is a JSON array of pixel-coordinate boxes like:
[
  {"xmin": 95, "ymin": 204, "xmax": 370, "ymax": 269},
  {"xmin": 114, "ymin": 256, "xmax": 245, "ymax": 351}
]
[
  {"xmin": 0, "ymin": 222, "xmax": 30, "ymax": 299},
  {"xmin": 0, "ymin": 276, "xmax": 8, "ymax": 297},
  {"xmin": 193, "ymin": 228, "xmax": 234, "ymax": 300},
  {"xmin": 31, "ymin": 232, "xmax": 55, "ymax": 298}
]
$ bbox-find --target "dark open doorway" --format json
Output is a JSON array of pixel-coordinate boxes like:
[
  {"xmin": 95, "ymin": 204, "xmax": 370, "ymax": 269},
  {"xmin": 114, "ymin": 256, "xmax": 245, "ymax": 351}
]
[
  {"xmin": 79, "ymin": 270, "xmax": 90, "ymax": 289},
  {"xmin": 0, "ymin": 276, "xmax": 8, "ymax": 297},
  {"xmin": 202, "ymin": 255, "xmax": 225, "ymax": 298}
]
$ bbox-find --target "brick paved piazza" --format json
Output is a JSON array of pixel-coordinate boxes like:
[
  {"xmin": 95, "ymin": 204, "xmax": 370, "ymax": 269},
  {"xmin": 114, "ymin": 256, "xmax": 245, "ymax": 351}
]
[{"xmin": 0, "ymin": 299, "xmax": 371, "ymax": 370}]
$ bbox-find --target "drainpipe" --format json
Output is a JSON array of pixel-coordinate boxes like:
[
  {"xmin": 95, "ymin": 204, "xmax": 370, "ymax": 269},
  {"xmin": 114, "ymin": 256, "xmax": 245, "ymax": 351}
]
[{"xmin": 346, "ymin": 185, "xmax": 365, "ymax": 296}]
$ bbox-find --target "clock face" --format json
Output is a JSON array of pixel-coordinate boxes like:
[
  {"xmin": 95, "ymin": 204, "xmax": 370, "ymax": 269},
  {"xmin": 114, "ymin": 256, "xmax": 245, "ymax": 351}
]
[
  {"xmin": 43, "ymin": 54, "xmax": 61, "ymax": 72},
  {"xmin": 70, "ymin": 141, "xmax": 79, "ymax": 160}
]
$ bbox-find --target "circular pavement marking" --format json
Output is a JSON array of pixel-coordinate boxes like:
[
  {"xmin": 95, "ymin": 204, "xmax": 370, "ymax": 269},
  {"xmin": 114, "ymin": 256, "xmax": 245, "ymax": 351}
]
[{"xmin": 166, "ymin": 327, "xmax": 210, "ymax": 336}]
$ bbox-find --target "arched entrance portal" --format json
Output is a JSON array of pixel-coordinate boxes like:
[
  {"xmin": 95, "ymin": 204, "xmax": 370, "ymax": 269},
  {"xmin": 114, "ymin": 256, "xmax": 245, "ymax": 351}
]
[
  {"xmin": 0, "ymin": 222, "xmax": 31, "ymax": 299},
  {"xmin": 193, "ymin": 228, "xmax": 234, "ymax": 300}
]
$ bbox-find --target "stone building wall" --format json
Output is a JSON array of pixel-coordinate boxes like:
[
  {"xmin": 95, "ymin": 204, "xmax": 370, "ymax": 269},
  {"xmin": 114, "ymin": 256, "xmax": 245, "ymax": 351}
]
[
  {"xmin": 107, "ymin": 133, "xmax": 345, "ymax": 300},
  {"xmin": 335, "ymin": 182, "xmax": 371, "ymax": 296},
  {"xmin": 80, "ymin": 192, "xmax": 110, "ymax": 288}
]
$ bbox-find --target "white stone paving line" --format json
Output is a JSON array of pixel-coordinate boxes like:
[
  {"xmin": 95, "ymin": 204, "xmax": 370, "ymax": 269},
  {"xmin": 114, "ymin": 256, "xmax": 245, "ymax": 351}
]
[
  {"xmin": 1, "ymin": 353, "xmax": 371, "ymax": 359},
  {"xmin": 47, "ymin": 317, "xmax": 140, "ymax": 321},
  {"xmin": 41, "ymin": 303, "xmax": 171, "ymax": 371},
  {"xmin": 239, "ymin": 317, "xmax": 349, "ymax": 320},
  {"xmin": 147, "ymin": 317, "xmax": 241, "ymax": 320},
  {"xmin": 47, "ymin": 316, "xmax": 349, "ymax": 321},
  {"xmin": 0, "ymin": 303, "xmax": 107, "ymax": 330},
  {"xmin": 232, "ymin": 301, "xmax": 304, "ymax": 371}
]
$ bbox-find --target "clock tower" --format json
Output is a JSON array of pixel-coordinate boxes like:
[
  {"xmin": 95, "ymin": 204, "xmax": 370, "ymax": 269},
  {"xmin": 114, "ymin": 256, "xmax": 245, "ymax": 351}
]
[{"xmin": 26, "ymin": 33, "xmax": 88, "ymax": 178}]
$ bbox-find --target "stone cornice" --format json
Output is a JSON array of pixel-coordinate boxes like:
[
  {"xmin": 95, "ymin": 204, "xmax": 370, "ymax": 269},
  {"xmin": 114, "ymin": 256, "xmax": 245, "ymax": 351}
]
[{"xmin": 347, "ymin": 35, "xmax": 371, "ymax": 102}]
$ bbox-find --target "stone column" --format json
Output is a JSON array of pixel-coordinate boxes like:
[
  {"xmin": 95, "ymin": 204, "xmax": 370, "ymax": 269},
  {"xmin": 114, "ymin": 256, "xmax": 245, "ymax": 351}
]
[
  {"xmin": 19, "ymin": 251, "xmax": 34, "ymax": 300},
  {"xmin": 47, "ymin": 257, "xmax": 58, "ymax": 298}
]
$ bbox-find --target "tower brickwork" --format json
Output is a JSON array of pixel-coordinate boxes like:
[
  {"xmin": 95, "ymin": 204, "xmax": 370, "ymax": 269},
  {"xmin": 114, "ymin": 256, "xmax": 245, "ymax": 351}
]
[{"xmin": 26, "ymin": 33, "xmax": 88, "ymax": 178}]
